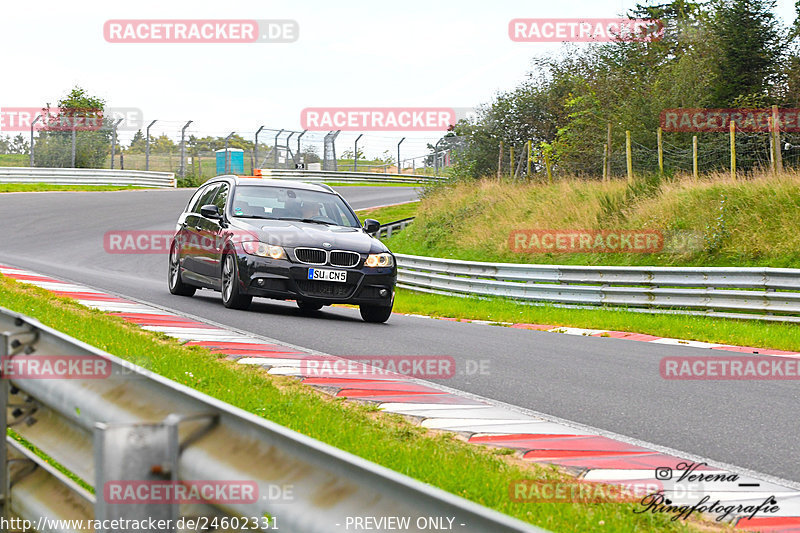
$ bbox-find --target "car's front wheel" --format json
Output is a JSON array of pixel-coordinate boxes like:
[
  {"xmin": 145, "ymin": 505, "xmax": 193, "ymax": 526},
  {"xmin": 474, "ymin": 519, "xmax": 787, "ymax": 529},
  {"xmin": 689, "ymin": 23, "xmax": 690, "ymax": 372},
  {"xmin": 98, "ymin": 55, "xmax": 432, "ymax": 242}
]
[
  {"xmin": 221, "ymin": 252, "xmax": 252, "ymax": 310},
  {"xmin": 359, "ymin": 304, "xmax": 392, "ymax": 323},
  {"xmin": 168, "ymin": 242, "xmax": 196, "ymax": 297}
]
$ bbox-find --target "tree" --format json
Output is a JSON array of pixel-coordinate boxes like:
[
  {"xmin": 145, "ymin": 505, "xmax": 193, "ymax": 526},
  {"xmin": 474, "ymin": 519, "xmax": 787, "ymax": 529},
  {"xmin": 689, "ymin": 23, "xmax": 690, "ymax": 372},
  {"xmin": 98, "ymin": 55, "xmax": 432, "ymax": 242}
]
[
  {"xmin": 34, "ymin": 86, "xmax": 111, "ymax": 168},
  {"xmin": 128, "ymin": 130, "xmax": 146, "ymax": 153},
  {"xmin": 708, "ymin": 0, "xmax": 786, "ymax": 106}
]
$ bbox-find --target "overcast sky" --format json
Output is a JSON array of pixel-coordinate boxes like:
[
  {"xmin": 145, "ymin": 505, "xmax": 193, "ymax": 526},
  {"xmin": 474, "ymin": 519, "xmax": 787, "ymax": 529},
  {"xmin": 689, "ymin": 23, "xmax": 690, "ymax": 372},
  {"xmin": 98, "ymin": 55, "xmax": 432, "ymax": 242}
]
[{"xmin": 2, "ymin": 0, "xmax": 798, "ymax": 158}]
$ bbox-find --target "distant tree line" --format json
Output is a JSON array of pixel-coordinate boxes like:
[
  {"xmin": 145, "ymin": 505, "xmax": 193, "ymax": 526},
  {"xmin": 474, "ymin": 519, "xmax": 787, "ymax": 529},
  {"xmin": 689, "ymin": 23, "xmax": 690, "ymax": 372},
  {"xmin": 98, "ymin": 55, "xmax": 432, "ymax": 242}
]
[{"xmin": 450, "ymin": 0, "xmax": 800, "ymax": 177}]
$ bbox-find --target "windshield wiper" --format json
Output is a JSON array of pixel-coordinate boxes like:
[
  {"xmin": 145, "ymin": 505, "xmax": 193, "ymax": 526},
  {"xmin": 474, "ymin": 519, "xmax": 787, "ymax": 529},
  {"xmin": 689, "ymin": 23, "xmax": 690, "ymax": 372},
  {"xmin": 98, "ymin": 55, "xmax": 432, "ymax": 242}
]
[
  {"xmin": 234, "ymin": 214, "xmax": 273, "ymax": 219},
  {"xmin": 281, "ymin": 218, "xmax": 337, "ymax": 226}
]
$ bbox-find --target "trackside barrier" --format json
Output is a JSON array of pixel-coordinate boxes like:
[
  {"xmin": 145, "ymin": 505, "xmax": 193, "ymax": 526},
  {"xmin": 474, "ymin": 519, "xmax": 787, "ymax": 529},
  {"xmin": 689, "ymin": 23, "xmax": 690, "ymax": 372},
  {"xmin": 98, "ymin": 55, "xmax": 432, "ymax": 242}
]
[
  {"xmin": 395, "ymin": 254, "xmax": 800, "ymax": 322},
  {"xmin": 258, "ymin": 169, "xmax": 444, "ymax": 184},
  {"xmin": 0, "ymin": 168, "xmax": 176, "ymax": 189},
  {"xmin": 378, "ymin": 217, "xmax": 415, "ymax": 239},
  {"xmin": 0, "ymin": 306, "xmax": 546, "ymax": 533}
]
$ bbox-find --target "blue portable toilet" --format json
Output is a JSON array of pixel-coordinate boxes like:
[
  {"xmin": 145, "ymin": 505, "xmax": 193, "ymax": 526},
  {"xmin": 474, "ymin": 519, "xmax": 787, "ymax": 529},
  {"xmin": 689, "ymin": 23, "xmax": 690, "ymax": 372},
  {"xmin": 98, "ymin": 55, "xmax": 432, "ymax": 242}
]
[{"xmin": 216, "ymin": 148, "xmax": 245, "ymax": 175}]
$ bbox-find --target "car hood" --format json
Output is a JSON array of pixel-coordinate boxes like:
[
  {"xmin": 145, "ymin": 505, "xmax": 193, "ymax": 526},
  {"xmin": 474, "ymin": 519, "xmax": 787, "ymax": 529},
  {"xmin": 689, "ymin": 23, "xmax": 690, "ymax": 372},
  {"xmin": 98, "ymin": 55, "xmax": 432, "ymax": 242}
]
[{"xmin": 228, "ymin": 218, "xmax": 389, "ymax": 254}]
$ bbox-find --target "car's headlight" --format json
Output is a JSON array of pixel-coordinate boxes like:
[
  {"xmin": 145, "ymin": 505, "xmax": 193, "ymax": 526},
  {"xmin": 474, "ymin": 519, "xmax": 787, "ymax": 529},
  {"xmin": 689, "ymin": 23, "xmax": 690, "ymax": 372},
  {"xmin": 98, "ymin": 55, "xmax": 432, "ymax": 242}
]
[
  {"xmin": 365, "ymin": 253, "xmax": 394, "ymax": 268},
  {"xmin": 241, "ymin": 241, "xmax": 286, "ymax": 259}
]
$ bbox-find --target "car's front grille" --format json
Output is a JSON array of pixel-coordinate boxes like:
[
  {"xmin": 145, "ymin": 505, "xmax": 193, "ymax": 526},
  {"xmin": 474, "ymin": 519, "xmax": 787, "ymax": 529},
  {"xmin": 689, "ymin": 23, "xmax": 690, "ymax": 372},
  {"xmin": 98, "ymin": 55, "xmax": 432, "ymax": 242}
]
[
  {"xmin": 294, "ymin": 247, "xmax": 327, "ymax": 265},
  {"xmin": 296, "ymin": 280, "xmax": 356, "ymax": 298},
  {"xmin": 330, "ymin": 251, "xmax": 360, "ymax": 268}
]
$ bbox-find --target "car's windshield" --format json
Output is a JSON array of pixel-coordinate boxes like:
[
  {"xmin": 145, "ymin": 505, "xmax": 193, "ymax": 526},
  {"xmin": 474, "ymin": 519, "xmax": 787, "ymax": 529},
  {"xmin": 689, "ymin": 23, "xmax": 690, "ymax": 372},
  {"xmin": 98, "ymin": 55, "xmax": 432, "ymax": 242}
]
[{"xmin": 231, "ymin": 185, "xmax": 360, "ymax": 228}]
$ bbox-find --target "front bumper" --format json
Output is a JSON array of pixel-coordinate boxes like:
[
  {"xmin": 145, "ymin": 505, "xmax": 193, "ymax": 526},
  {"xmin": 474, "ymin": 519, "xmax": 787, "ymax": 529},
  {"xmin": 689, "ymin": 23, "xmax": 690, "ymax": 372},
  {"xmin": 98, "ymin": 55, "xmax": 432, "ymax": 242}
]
[{"xmin": 235, "ymin": 253, "xmax": 396, "ymax": 307}]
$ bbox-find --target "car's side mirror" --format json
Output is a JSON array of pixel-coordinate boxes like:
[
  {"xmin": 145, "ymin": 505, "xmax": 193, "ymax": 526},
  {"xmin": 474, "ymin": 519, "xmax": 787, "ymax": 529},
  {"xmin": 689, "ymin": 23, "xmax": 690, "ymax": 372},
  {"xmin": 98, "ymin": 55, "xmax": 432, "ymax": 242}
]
[
  {"xmin": 363, "ymin": 219, "xmax": 380, "ymax": 235},
  {"xmin": 200, "ymin": 204, "xmax": 222, "ymax": 219}
]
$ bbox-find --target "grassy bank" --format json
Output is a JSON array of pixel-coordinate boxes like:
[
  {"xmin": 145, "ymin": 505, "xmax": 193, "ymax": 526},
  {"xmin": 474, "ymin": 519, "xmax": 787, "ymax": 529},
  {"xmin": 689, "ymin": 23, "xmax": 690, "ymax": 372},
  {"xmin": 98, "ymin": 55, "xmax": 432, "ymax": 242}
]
[
  {"xmin": 356, "ymin": 201, "xmax": 419, "ymax": 223},
  {"xmin": 385, "ymin": 172, "xmax": 800, "ymax": 268},
  {"xmin": 0, "ymin": 274, "xmax": 715, "ymax": 532}
]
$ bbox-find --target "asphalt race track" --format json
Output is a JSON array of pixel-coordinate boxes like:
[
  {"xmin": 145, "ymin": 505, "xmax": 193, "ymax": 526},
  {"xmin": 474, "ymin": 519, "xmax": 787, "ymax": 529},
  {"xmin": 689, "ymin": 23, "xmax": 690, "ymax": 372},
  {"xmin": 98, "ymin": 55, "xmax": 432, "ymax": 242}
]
[{"xmin": 0, "ymin": 187, "xmax": 797, "ymax": 483}]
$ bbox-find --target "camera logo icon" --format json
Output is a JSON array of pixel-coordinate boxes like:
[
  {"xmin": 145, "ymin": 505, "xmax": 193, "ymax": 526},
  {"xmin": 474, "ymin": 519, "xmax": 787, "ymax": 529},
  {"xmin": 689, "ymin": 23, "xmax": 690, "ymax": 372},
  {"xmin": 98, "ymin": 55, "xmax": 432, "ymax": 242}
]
[{"xmin": 655, "ymin": 467, "xmax": 673, "ymax": 480}]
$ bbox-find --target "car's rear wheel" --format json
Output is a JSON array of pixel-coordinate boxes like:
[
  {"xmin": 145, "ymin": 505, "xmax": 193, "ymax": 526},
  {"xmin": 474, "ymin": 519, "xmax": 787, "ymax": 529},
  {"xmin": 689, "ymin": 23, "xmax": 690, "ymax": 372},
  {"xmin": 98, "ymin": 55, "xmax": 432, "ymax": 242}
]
[
  {"xmin": 168, "ymin": 242, "xmax": 196, "ymax": 297},
  {"xmin": 359, "ymin": 304, "xmax": 392, "ymax": 323},
  {"xmin": 221, "ymin": 252, "xmax": 252, "ymax": 310},
  {"xmin": 297, "ymin": 300, "xmax": 324, "ymax": 313}
]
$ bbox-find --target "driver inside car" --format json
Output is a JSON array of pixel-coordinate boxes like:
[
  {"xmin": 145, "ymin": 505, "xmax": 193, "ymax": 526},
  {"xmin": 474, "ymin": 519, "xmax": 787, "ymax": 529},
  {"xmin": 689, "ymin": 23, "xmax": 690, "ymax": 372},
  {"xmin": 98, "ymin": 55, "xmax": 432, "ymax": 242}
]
[{"xmin": 301, "ymin": 201, "xmax": 321, "ymax": 219}]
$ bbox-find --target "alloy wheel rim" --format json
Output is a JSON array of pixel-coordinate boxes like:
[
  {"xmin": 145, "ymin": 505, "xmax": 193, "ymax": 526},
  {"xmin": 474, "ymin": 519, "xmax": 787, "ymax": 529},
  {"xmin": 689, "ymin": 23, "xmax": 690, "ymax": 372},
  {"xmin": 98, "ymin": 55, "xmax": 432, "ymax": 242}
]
[
  {"xmin": 170, "ymin": 246, "xmax": 179, "ymax": 287},
  {"xmin": 223, "ymin": 255, "xmax": 233, "ymax": 301}
]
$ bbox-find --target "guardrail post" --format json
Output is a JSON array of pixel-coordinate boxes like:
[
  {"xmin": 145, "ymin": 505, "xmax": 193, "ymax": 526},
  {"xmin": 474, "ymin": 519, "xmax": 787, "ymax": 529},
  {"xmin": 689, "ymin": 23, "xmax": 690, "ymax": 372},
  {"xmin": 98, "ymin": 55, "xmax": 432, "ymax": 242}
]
[{"xmin": 94, "ymin": 420, "xmax": 180, "ymax": 531}]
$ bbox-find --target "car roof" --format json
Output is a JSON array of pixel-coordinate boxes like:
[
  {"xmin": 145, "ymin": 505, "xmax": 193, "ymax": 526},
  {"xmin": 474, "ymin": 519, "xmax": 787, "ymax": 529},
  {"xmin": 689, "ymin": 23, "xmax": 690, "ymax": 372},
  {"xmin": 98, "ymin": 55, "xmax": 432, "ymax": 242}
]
[{"xmin": 205, "ymin": 175, "xmax": 336, "ymax": 194}]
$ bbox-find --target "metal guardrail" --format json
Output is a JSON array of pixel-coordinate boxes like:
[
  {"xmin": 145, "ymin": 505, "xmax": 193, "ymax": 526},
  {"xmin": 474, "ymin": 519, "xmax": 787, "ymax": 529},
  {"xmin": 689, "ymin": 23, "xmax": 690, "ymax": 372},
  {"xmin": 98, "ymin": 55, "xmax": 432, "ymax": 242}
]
[
  {"xmin": 0, "ymin": 306, "xmax": 545, "ymax": 533},
  {"xmin": 378, "ymin": 217, "xmax": 415, "ymax": 239},
  {"xmin": 395, "ymin": 254, "xmax": 800, "ymax": 322},
  {"xmin": 259, "ymin": 169, "xmax": 445, "ymax": 184},
  {"xmin": 0, "ymin": 167, "xmax": 176, "ymax": 189}
]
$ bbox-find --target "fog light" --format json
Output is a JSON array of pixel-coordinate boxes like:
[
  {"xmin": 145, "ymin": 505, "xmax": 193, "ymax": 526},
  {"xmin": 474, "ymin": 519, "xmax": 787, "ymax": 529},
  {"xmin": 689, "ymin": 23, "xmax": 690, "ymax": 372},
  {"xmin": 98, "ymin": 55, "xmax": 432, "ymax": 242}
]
[
  {"xmin": 257, "ymin": 279, "xmax": 265, "ymax": 286},
  {"xmin": 379, "ymin": 289, "xmax": 389, "ymax": 298}
]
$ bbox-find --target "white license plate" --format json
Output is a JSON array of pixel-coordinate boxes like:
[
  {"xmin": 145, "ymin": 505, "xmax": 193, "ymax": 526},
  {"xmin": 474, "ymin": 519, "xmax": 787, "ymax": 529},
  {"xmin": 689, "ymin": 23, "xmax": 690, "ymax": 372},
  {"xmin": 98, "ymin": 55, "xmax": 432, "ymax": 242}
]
[{"xmin": 307, "ymin": 268, "xmax": 347, "ymax": 282}]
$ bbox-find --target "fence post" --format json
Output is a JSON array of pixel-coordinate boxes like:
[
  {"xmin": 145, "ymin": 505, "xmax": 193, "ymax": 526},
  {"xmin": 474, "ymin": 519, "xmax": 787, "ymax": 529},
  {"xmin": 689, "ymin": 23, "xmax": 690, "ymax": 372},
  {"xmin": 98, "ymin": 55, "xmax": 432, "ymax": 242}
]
[
  {"xmin": 692, "ymin": 135, "xmax": 699, "ymax": 180},
  {"xmin": 254, "ymin": 125, "xmax": 265, "ymax": 173},
  {"xmin": 526, "ymin": 140, "xmax": 532, "ymax": 176},
  {"xmin": 397, "ymin": 137, "xmax": 405, "ymax": 175},
  {"xmin": 110, "ymin": 119, "xmax": 123, "ymax": 170},
  {"xmin": 29, "ymin": 115, "xmax": 41, "ymax": 167},
  {"xmin": 179, "ymin": 121, "xmax": 192, "ymax": 178},
  {"xmin": 657, "ymin": 127, "xmax": 663, "ymax": 176},
  {"xmin": 606, "ymin": 122, "xmax": 612, "ymax": 179},
  {"xmin": 602, "ymin": 143, "xmax": 608, "ymax": 181},
  {"xmin": 625, "ymin": 130, "xmax": 633, "ymax": 183},
  {"xmin": 146, "ymin": 120, "xmax": 157, "ymax": 171},
  {"xmin": 497, "ymin": 141, "xmax": 503, "ymax": 179},
  {"xmin": 730, "ymin": 121, "xmax": 736, "ymax": 180},
  {"xmin": 772, "ymin": 105, "xmax": 783, "ymax": 174},
  {"xmin": 544, "ymin": 151, "xmax": 552, "ymax": 183}
]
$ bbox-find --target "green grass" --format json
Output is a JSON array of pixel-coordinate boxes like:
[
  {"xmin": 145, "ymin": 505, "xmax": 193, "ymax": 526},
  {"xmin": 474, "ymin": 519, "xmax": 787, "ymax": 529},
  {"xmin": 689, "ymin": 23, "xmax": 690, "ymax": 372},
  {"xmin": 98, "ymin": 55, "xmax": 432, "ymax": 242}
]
[
  {"xmin": 0, "ymin": 154, "xmax": 28, "ymax": 167},
  {"xmin": 0, "ymin": 183, "xmax": 145, "ymax": 193},
  {"xmin": 0, "ymin": 275, "xmax": 718, "ymax": 533},
  {"xmin": 393, "ymin": 289, "xmax": 800, "ymax": 352},
  {"xmin": 356, "ymin": 201, "xmax": 419, "ymax": 223},
  {"xmin": 385, "ymin": 173, "xmax": 800, "ymax": 268}
]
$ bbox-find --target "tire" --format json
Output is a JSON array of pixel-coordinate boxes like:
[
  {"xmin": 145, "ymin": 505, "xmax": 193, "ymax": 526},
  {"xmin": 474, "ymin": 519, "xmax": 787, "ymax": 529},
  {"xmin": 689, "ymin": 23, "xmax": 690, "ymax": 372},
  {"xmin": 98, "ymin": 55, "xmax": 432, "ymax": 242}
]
[
  {"xmin": 297, "ymin": 300, "xmax": 324, "ymax": 312},
  {"xmin": 221, "ymin": 252, "xmax": 252, "ymax": 310},
  {"xmin": 359, "ymin": 304, "xmax": 393, "ymax": 323},
  {"xmin": 168, "ymin": 242, "xmax": 196, "ymax": 297}
]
